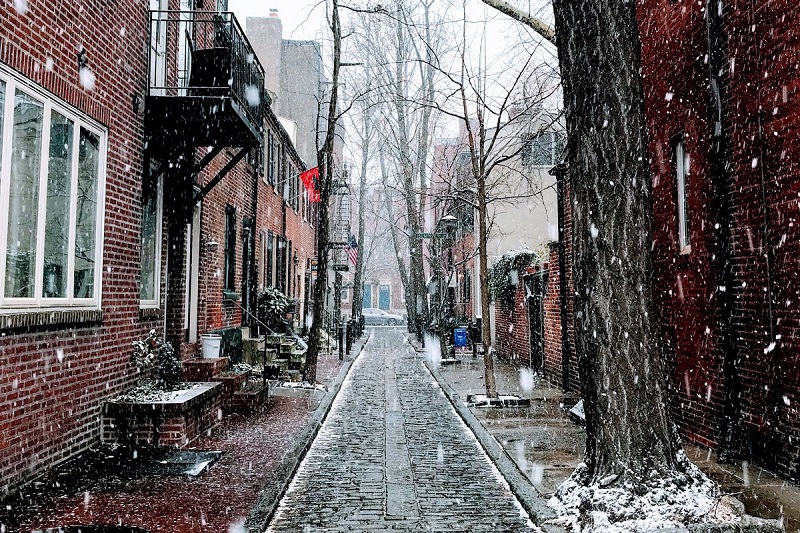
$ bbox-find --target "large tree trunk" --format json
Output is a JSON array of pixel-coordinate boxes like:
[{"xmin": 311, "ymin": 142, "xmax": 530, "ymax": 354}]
[{"xmin": 552, "ymin": 0, "xmax": 683, "ymax": 485}]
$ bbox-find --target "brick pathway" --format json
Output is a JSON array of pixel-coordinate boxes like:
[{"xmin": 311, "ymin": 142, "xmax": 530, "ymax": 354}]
[
  {"xmin": 4, "ymin": 349, "xmax": 346, "ymax": 533},
  {"xmin": 266, "ymin": 328, "xmax": 537, "ymax": 533}
]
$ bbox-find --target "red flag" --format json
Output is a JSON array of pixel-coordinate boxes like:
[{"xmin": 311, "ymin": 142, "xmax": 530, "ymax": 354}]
[{"xmin": 300, "ymin": 167, "xmax": 320, "ymax": 203}]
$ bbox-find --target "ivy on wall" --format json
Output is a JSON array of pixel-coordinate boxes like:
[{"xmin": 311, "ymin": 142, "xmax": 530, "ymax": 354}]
[{"xmin": 488, "ymin": 250, "xmax": 540, "ymax": 306}]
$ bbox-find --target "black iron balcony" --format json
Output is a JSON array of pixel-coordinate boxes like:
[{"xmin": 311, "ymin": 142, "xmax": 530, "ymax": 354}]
[{"xmin": 145, "ymin": 10, "xmax": 265, "ymax": 157}]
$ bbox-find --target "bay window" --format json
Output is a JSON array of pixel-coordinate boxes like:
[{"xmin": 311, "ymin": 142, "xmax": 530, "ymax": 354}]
[{"xmin": 0, "ymin": 70, "xmax": 106, "ymax": 309}]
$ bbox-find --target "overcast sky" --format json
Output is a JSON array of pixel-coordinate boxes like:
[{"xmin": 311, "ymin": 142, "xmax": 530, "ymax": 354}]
[{"xmin": 230, "ymin": 0, "xmax": 328, "ymax": 40}]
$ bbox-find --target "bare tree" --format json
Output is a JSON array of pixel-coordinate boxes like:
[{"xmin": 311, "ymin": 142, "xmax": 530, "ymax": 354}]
[{"xmin": 305, "ymin": 0, "xmax": 343, "ymax": 384}]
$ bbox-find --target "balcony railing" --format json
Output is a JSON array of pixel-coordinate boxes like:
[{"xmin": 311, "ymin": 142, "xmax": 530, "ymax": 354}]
[{"xmin": 147, "ymin": 10, "xmax": 265, "ymax": 141}]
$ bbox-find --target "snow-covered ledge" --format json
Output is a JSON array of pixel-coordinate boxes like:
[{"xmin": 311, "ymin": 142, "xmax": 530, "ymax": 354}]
[{"xmin": 102, "ymin": 382, "xmax": 222, "ymax": 447}]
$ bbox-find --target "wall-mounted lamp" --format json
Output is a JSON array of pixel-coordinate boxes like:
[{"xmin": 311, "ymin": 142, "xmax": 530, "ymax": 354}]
[{"xmin": 205, "ymin": 240, "xmax": 219, "ymax": 250}]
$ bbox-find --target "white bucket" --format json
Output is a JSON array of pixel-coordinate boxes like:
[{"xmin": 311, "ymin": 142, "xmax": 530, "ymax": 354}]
[{"xmin": 201, "ymin": 334, "xmax": 223, "ymax": 359}]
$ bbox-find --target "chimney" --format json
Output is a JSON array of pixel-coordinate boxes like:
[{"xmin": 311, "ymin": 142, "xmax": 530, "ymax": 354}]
[{"xmin": 269, "ymin": 8, "xmax": 279, "ymax": 18}]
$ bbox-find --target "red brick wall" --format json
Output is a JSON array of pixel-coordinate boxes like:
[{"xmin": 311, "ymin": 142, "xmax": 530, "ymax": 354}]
[
  {"xmin": 494, "ymin": 278, "xmax": 531, "ymax": 366},
  {"xmin": 639, "ymin": 0, "xmax": 800, "ymax": 479},
  {"xmin": 0, "ymin": 0, "xmax": 152, "ymax": 492},
  {"xmin": 638, "ymin": 0, "xmax": 727, "ymax": 450},
  {"xmin": 543, "ymin": 242, "xmax": 579, "ymax": 392},
  {"xmin": 721, "ymin": 0, "xmax": 800, "ymax": 479},
  {"xmin": 494, "ymin": 264, "xmax": 560, "ymax": 371}
]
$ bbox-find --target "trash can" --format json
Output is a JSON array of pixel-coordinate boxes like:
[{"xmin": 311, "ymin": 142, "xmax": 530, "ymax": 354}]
[
  {"xmin": 454, "ymin": 327, "xmax": 468, "ymax": 348},
  {"xmin": 201, "ymin": 334, "xmax": 223, "ymax": 359}
]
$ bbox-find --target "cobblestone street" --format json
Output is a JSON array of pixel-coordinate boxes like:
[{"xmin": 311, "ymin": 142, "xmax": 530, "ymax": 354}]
[{"xmin": 266, "ymin": 328, "xmax": 537, "ymax": 532}]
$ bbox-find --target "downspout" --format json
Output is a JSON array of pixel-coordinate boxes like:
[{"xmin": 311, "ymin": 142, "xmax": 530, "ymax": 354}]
[
  {"xmin": 550, "ymin": 162, "xmax": 572, "ymax": 392},
  {"xmin": 248, "ymin": 145, "xmax": 260, "ymax": 328},
  {"xmin": 706, "ymin": 0, "xmax": 744, "ymax": 461}
]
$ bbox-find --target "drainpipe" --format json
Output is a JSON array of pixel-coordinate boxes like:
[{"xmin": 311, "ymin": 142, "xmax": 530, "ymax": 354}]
[
  {"xmin": 705, "ymin": 0, "xmax": 744, "ymax": 462},
  {"xmin": 550, "ymin": 162, "xmax": 572, "ymax": 392}
]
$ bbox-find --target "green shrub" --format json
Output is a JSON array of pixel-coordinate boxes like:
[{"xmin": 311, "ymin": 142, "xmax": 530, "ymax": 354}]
[
  {"xmin": 131, "ymin": 329, "xmax": 182, "ymax": 390},
  {"xmin": 488, "ymin": 250, "xmax": 540, "ymax": 306},
  {"xmin": 257, "ymin": 287, "xmax": 295, "ymax": 332}
]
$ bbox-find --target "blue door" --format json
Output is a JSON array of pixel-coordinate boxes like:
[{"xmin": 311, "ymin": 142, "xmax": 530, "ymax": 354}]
[
  {"xmin": 362, "ymin": 284, "xmax": 372, "ymax": 308},
  {"xmin": 379, "ymin": 285, "xmax": 390, "ymax": 310}
]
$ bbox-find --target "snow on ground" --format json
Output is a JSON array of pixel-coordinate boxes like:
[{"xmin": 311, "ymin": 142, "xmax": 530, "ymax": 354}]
[{"xmin": 548, "ymin": 452, "xmax": 720, "ymax": 532}]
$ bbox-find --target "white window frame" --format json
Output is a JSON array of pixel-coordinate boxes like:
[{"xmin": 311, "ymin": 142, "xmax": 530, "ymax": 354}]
[
  {"xmin": 139, "ymin": 172, "xmax": 164, "ymax": 308},
  {"xmin": 0, "ymin": 65, "xmax": 107, "ymax": 311},
  {"xmin": 675, "ymin": 139, "xmax": 691, "ymax": 254}
]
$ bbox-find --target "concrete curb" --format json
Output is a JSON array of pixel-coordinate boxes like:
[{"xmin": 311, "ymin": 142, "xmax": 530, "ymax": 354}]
[
  {"xmin": 422, "ymin": 357, "xmax": 566, "ymax": 532},
  {"xmin": 244, "ymin": 333, "xmax": 373, "ymax": 532}
]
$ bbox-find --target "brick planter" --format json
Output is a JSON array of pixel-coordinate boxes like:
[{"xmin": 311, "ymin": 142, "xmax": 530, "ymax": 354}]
[
  {"xmin": 182, "ymin": 357, "xmax": 229, "ymax": 382},
  {"xmin": 102, "ymin": 383, "xmax": 222, "ymax": 447},
  {"xmin": 230, "ymin": 382, "xmax": 269, "ymax": 413},
  {"xmin": 212, "ymin": 372, "xmax": 249, "ymax": 411}
]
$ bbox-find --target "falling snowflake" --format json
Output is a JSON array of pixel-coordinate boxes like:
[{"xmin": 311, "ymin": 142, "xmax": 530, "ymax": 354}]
[
  {"xmin": 245, "ymin": 84, "xmax": 260, "ymax": 107},
  {"xmin": 13, "ymin": 0, "xmax": 27, "ymax": 14},
  {"xmin": 80, "ymin": 67, "xmax": 96, "ymax": 90}
]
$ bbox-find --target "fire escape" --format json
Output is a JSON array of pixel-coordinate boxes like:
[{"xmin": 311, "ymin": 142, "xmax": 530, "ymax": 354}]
[
  {"xmin": 329, "ymin": 174, "xmax": 352, "ymax": 272},
  {"xmin": 144, "ymin": 9, "xmax": 265, "ymax": 215}
]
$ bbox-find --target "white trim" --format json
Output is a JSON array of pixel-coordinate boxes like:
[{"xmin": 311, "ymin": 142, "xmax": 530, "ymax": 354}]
[
  {"xmin": 0, "ymin": 67, "xmax": 107, "ymax": 310},
  {"xmin": 675, "ymin": 140, "xmax": 690, "ymax": 253}
]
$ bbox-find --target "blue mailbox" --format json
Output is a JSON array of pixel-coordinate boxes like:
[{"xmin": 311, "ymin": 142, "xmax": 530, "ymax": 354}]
[{"xmin": 454, "ymin": 327, "xmax": 468, "ymax": 347}]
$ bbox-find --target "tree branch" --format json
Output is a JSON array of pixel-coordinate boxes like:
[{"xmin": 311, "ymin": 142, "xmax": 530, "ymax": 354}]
[{"xmin": 479, "ymin": 0, "xmax": 556, "ymax": 44}]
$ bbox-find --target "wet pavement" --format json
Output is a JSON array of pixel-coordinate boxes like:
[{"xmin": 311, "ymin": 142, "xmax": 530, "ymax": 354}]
[
  {"xmin": 265, "ymin": 328, "xmax": 538, "ymax": 532},
  {"xmin": 429, "ymin": 345, "xmax": 800, "ymax": 532}
]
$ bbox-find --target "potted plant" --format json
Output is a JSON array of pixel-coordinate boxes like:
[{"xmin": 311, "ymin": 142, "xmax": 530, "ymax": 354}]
[{"xmin": 256, "ymin": 287, "xmax": 295, "ymax": 334}]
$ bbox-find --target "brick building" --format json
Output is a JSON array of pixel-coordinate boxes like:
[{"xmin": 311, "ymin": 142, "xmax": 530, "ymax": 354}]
[
  {"xmin": 430, "ymin": 113, "xmax": 566, "ymax": 365},
  {"xmin": 0, "ymin": 0, "xmax": 317, "ymax": 495},
  {"xmin": 0, "ymin": 0, "xmax": 151, "ymax": 493},
  {"xmin": 638, "ymin": 0, "xmax": 800, "ymax": 480}
]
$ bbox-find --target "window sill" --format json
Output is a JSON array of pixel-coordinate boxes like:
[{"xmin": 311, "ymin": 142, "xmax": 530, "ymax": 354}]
[
  {"xmin": 139, "ymin": 307, "xmax": 163, "ymax": 319},
  {"xmin": 0, "ymin": 308, "xmax": 103, "ymax": 332},
  {"xmin": 222, "ymin": 290, "xmax": 241, "ymax": 301}
]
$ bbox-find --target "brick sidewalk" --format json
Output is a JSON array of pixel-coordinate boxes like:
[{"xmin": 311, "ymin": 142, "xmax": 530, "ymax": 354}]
[{"xmin": 0, "ymin": 342, "xmax": 355, "ymax": 533}]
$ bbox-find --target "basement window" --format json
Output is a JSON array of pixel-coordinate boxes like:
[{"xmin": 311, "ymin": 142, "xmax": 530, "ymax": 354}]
[{"xmin": 0, "ymin": 68, "xmax": 106, "ymax": 311}]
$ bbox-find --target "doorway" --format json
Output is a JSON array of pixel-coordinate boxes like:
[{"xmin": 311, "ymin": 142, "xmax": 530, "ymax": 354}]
[
  {"xmin": 525, "ymin": 272, "xmax": 547, "ymax": 374},
  {"xmin": 184, "ymin": 199, "xmax": 201, "ymax": 343}
]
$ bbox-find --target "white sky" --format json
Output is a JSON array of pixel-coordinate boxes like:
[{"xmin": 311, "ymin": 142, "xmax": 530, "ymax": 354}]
[
  {"xmin": 230, "ymin": 1, "xmax": 556, "ymax": 54},
  {"xmin": 230, "ymin": 0, "xmax": 328, "ymax": 41}
]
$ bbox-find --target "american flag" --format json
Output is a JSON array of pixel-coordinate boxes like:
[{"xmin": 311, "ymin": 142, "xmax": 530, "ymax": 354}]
[{"xmin": 346, "ymin": 235, "xmax": 358, "ymax": 266}]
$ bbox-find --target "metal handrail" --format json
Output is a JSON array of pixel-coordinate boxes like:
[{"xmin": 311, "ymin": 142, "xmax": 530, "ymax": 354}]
[{"xmin": 147, "ymin": 10, "xmax": 265, "ymax": 130}]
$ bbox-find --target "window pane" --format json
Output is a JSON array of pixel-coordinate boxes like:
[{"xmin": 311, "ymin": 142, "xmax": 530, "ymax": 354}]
[
  {"xmin": 266, "ymin": 231, "xmax": 273, "ymax": 287},
  {"xmin": 74, "ymin": 128, "xmax": 100, "ymax": 298},
  {"xmin": 530, "ymin": 133, "xmax": 554, "ymax": 166},
  {"xmin": 140, "ymin": 167, "xmax": 160, "ymax": 301},
  {"xmin": 224, "ymin": 206, "xmax": 236, "ymax": 290},
  {"xmin": 43, "ymin": 112, "xmax": 74, "ymax": 298},
  {"xmin": 6, "ymin": 91, "xmax": 44, "ymax": 298},
  {"xmin": 554, "ymin": 132, "xmax": 567, "ymax": 163}
]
